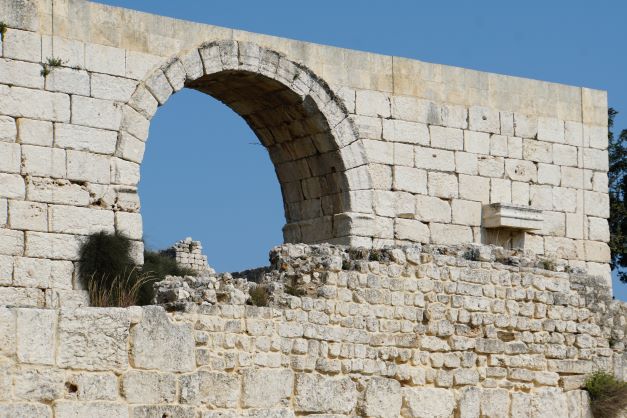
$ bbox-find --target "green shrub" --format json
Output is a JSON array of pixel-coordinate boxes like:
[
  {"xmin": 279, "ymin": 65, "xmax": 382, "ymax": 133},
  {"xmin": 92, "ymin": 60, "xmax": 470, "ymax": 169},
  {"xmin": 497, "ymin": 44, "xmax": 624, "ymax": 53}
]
[
  {"xmin": 79, "ymin": 232, "xmax": 197, "ymax": 307},
  {"xmin": 79, "ymin": 231, "xmax": 134, "ymax": 288},
  {"xmin": 584, "ymin": 370, "xmax": 627, "ymax": 418}
]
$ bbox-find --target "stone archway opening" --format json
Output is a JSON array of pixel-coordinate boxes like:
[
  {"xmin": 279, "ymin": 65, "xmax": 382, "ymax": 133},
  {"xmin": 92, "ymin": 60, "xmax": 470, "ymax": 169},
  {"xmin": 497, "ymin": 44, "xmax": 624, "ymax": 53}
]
[{"xmin": 118, "ymin": 40, "xmax": 372, "ymax": 258}]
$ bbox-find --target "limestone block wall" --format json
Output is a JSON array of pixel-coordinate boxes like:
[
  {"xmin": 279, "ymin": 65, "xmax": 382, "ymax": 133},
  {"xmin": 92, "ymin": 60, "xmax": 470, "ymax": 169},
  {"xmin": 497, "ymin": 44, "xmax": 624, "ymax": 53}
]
[
  {"xmin": 0, "ymin": 0, "xmax": 613, "ymax": 302},
  {"xmin": 1, "ymin": 244, "xmax": 625, "ymax": 417}
]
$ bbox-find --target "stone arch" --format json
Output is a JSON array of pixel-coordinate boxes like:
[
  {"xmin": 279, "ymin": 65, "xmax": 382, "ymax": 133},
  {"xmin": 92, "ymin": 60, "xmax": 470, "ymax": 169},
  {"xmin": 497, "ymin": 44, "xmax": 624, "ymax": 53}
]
[{"xmin": 114, "ymin": 40, "xmax": 373, "ymax": 245}]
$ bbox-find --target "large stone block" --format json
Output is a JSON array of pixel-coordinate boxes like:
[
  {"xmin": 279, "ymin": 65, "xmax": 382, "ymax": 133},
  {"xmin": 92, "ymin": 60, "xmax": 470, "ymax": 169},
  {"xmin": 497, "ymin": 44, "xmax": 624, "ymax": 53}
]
[
  {"xmin": 464, "ymin": 130, "xmax": 490, "ymax": 154},
  {"xmin": 55, "ymin": 123, "xmax": 117, "ymax": 154},
  {"xmin": 49, "ymin": 205, "xmax": 114, "ymax": 235},
  {"xmin": 0, "ymin": 307, "xmax": 16, "ymax": 356},
  {"xmin": 0, "ymin": 142, "xmax": 21, "ymax": 173},
  {"xmin": 415, "ymin": 147, "xmax": 455, "ymax": 171},
  {"xmin": 428, "ymin": 172, "xmax": 458, "ymax": 199},
  {"xmin": 0, "ymin": 58, "xmax": 43, "ymax": 89},
  {"xmin": 3, "ymin": 29, "xmax": 41, "ymax": 62},
  {"xmin": 395, "ymin": 218, "xmax": 430, "ymax": 242},
  {"xmin": 45, "ymin": 67, "xmax": 90, "ymax": 96},
  {"xmin": 242, "ymin": 368, "xmax": 294, "ymax": 408},
  {"xmin": 195, "ymin": 371, "xmax": 241, "ymax": 408},
  {"xmin": 57, "ymin": 308, "xmax": 130, "ymax": 371},
  {"xmin": 382, "ymin": 119, "xmax": 429, "ymax": 145},
  {"xmin": 91, "ymin": 73, "xmax": 138, "ymax": 102},
  {"xmin": 13, "ymin": 257, "xmax": 73, "ymax": 289},
  {"xmin": 130, "ymin": 306, "xmax": 195, "ymax": 372},
  {"xmin": 0, "ymin": 116, "xmax": 17, "ymax": 142},
  {"xmin": 401, "ymin": 387, "xmax": 455, "ymax": 418},
  {"xmin": 25, "ymin": 232, "xmax": 82, "ymax": 261},
  {"xmin": 71, "ymin": 96, "xmax": 122, "ymax": 130},
  {"xmin": 21, "ymin": 145, "xmax": 66, "ymax": 178},
  {"xmin": 66, "ymin": 372, "xmax": 119, "ymax": 401},
  {"xmin": 0, "ymin": 286, "xmax": 45, "ymax": 307},
  {"xmin": 0, "ymin": 85, "xmax": 70, "ymax": 122},
  {"xmin": 16, "ymin": 308, "xmax": 56, "ymax": 365},
  {"xmin": 8, "ymin": 200, "xmax": 47, "ymax": 231},
  {"xmin": 54, "ymin": 401, "xmax": 129, "ymax": 418},
  {"xmin": 458, "ymin": 174, "xmax": 490, "ymax": 204},
  {"xmin": 295, "ymin": 374, "xmax": 358, "ymax": 414},
  {"xmin": 132, "ymin": 405, "xmax": 196, "ymax": 418},
  {"xmin": 415, "ymin": 195, "xmax": 451, "ymax": 223},
  {"xmin": 356, "ymin": 90, "xmax": 390, "ymax": 118},
  {"xmin": 13, "ymin": 367, "xmax": 65, "ymax": 401},
  {"xmin": 122, "ymin": 370, "xmax": 177, "ymax": 404},
  {"xmin": 85, "ymin": 43, "xmax": 126, "ymax": 76},
  {"xmin": 26, "ymin": 177, "xmax": 90, "ymax": 206},
  {"xmin": 17, "ymin": 118, "xmax": 53, "ymax": 146},
  {"xmin": 393, "ymin": 166, "xmax": 427, "ymax": 194},
  {"xmin": 362, "ymin": 377, "xmax": 401, "ymax": 418},
  {"xmin": 430, "ymin": 223, "xmax": 473, "ymax": 245},
  {"xmin": 430, "ymin": 126, "xmax": 463, "ymax": 150},
  {"xmin": 469, "ymin": 106, "xmax": 500, "ymax": 134}
]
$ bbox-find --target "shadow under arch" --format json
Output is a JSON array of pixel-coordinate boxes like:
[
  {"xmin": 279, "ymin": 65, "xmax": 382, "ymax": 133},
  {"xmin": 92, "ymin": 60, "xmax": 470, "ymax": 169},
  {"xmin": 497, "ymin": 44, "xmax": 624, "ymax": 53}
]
[{"xmin": 115, "ymin": 40, "xmax": 372, "ymax": 245}]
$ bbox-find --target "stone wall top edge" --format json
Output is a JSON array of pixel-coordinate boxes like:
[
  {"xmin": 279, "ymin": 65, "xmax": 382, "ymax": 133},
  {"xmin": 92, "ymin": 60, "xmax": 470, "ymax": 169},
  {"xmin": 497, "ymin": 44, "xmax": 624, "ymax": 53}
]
[{"xmin": 14, "ymin": 0, "xmax": 605, "ymax": 107}]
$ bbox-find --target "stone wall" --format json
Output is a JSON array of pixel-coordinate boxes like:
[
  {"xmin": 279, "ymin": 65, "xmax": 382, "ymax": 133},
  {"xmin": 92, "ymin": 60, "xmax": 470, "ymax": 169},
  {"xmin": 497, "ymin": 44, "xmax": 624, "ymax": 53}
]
[
  {"xmin": 1, "ymin": 243, "xmax": 625, "ymax": 417},
  {"xmin": 0, "ymin": 0, "xmax": 613, "ymax": 299}
]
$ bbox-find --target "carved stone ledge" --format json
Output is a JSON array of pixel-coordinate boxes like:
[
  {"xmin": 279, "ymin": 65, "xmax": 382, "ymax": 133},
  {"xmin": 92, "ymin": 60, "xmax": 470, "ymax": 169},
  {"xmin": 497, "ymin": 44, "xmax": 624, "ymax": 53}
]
[{"xmin": 482, "ymin": 203, "xmax": 543, "ymax": 230}]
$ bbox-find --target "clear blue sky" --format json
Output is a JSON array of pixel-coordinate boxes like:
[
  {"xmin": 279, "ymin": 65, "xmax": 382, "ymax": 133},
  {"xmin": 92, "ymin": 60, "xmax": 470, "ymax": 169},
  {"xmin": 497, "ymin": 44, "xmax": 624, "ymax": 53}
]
[{"xmin": 98, "ymin": 0, "xmax": 626, "ymax": 299}]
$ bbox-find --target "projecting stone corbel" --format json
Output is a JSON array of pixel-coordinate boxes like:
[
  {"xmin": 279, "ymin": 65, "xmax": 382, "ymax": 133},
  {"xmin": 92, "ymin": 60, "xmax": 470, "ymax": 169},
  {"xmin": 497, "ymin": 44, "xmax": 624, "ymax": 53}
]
[{"xmin": 481, "ymin": 203, "xmax": 543, "ymax": 230}]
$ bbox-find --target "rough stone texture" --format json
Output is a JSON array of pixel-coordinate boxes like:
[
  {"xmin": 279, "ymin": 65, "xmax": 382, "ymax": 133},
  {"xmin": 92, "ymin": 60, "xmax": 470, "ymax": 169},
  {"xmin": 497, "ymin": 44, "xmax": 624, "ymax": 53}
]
[
  {"xmin": 295, "ymin": 374, "xmax": 358, "ymax": 414},
  {"xmin": 130, "ymin": 306, "xmax": 195, "ymax": 372},
  {"xmin": 57, "ymin": 308, "xmax": 130, "ymax": 371}
]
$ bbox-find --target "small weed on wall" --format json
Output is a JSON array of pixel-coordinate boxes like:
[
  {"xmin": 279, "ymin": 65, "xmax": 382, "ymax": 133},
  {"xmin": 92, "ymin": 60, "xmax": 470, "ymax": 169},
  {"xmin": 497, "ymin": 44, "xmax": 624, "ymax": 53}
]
[{"xmin": 584, "ymin": 371, "xmax": 627, "ymax": 418}]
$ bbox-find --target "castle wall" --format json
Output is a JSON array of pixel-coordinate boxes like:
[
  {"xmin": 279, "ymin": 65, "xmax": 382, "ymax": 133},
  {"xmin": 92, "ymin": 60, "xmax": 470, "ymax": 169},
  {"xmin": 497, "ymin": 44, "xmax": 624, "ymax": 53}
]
[
  {"xmin": 0, "ymin": 244, "xmax": 625, "ymax": 417},
  {"xmin": 0, "ymin": 0, "xmax": 613, "ymax": 303}
]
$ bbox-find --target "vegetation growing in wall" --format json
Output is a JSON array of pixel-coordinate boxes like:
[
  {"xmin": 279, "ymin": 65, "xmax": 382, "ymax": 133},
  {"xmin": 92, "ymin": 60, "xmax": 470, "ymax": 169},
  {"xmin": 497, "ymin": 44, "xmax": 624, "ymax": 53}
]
[
  {"xmin": 608, "ymin": 108, "xmax": 627, "ymax": 282},
  {"xmin": 40, "ymin": 57, "xmax": 66, "ymax": 77},
  {"xmin": 0, "ymin": 22, "xmax": 7, "ymax": 40},
  {"xmin": 584, "ymin": 370, "xmax": 627, "ymax": 418},
  {"xmin": 249, "ymin": 285, "xmax": 269, "ymax": 306},
  {"xmin": 79, "ymin": 232, "xmax": 196, "ymax": 307}
]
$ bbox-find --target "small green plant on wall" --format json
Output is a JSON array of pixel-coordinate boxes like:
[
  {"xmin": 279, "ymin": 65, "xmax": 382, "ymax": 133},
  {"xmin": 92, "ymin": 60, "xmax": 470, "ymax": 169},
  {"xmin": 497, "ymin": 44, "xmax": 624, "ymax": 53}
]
[
  {"xmin": 40, "ymin": 57, "xmax": 66, "ymax": 77},
  {"xmin": 0, "ymin": 22, "xmax": 7, "ymax": 40},
  {"xmin": 584, "ymin": 370, "xmax": 627, "ymax": 418}
]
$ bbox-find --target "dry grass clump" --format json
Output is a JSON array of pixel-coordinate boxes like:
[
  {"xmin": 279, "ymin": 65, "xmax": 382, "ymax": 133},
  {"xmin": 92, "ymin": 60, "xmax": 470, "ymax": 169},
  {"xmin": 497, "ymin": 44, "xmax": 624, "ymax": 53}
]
[{"xmin": 584, "ymin": 371, "xmax": 627, "ymax": 418}]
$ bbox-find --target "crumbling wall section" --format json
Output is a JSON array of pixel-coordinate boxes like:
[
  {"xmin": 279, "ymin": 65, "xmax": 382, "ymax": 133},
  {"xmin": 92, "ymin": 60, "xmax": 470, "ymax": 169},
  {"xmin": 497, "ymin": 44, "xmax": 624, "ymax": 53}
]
[{"xmin": 1, "ymin": 244, "xmax": 624, "ymax": 417}]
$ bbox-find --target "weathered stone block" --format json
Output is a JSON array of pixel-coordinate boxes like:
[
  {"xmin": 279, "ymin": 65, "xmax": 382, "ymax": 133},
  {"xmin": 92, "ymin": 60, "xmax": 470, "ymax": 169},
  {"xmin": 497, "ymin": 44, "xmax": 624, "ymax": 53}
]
[
  {"xmin": 54, "ymin": 401, "xmax": 129, "ymax": 418},
  {"xmin": 430, "ymin": 223, "xmax": 472, "ymax": 245},
  {"xmin": 13, "ymin": 367, "xmax": 65, "ymax": 401},
  {"xmin": 383, "ymin": 119, "xmax": 429, "ymax": 145},
  {"xmin": 0, "ymin": 403, "xmax": 51, "ymax": 417},
  {"xmin": 49, "ymin": 205, "xmax": 114, "ymax": 235},
  {"xmin": 362, "ymin": 377, "xmax": 401, "ymax": 418},
  {"xmin": 0, "ymin": 85, "xmax": 70, "ymax": 122},
  {"xmin": 430, "ymin": 126, "xmax": 463, "ymax": 150},
  {"xmin": 3, "ymin": 29, "xmax": 41, "ymax": 62},
  {"xmin": 469, "ymin": 106, "xmax": 500, "ymax": 133},
  {"xmin": 0, "ymin": 116, "xmax": 17, "ymax": 142},
  {"xmin": 111, "ymin": 158, "xmax": 141, "ymax": 186},
  {"xmin": 295, "ymin": 374, "xmax": 357, "ymax": 414},
  {"xmin": 21, "ymin": 145, "xmax": 66, "ymax": 178},
  {"xmin": 45, "ymin": 67, "xmax": 90, "ymax": 95},
  {"xmin": 17, "ymin": 118, "xmax": 53, "ymax": 146},
  {"xmin": 8, "ymin": 200, "xmax": 47, "ymax": 231},
  {"xmin": 122, "ymin": 370, "xmax": 176, "ymax": 404},
  {"xmin": 464, "ymin": 130, "xmax": 490, "ymax": 154},
  {"xmin": 242, "ymin": 368, "xmax": 294, "ymax": 408},
  {"xmin": 71, "ymin": 96, "xmax": 122, "ymax": 130},
  {"xmin": 66, "ymin": 372, "xmax": 118, "ymax": 401},
  {"xmin": 0, "ymin": 58, "xmax": 43, "ymax": 89},
  {"xmin": 85, "ymin": 43, "xmax": 126, "ymax": 76},
  {"xmin": 66, "ymin": 150, "xmax": 110, "ymax": 183},
  {"xmin": 16, "ymin": 308, "xmax": 56, "ymax": 364},
  {"xmin": 26, "ymin": 177, "xmax": 90, "ymax": 206},
  {"xmin": 55, "ymin": 123, "xmax": 117, "ymax": 154},
  {"xmin": 91, "ymin": 73, "xmax": 137, "ymax": 102},
  {"xmin": 57, "ymin": 308, "xmax": 130, "ymax": 371},
  {"xmin": 356, "ymin": 90, "xmax": 390, "ymax": 117},
  {"xmin": 428, "ymin": 172, "xmax": 458, "ymax": 199},
  {"xmin": 130, "ymin": 306, "xmax": 194, "ymax": 372},
  {"xmin": 402, "ymin": 387, "xmax": 455, "ymax": 418},
  {"xmin": 0, "ymin": 227, "xmax": 24, "ymax": 255},
  {"xmin": 0, "ymin": 142, "xmax": 21, "ymax": 173},
  {"xmin": 459, "ymin": 174, "xmax": 490, "ymax": 204},
  {"xmin": 415, "ymin": 147, "xmax": 455, "ymax": 171}
]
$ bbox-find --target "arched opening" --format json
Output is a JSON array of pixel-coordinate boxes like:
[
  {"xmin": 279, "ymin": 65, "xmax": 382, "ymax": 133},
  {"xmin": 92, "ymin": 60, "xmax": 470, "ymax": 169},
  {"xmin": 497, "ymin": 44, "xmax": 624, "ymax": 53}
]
[
  {"xmin": 139, "ymin": 88, "xmax": 284, "ymax": 271},
  {"xmin": 116, "ymin": 40, "xmax": 372, "ymax": 267}
]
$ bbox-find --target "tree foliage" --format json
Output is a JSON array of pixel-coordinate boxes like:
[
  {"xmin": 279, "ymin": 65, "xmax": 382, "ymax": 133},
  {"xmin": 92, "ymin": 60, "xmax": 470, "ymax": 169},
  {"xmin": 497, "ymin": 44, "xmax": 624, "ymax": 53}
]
[{"xmin": 608, "ymin": 108, "xmax": 627, "ymax": 282}]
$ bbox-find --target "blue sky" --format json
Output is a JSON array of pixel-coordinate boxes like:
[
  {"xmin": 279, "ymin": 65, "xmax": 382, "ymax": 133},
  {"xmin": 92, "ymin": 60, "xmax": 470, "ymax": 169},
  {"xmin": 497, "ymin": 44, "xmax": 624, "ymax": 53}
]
[{"xmin": 98, "ymin": 0, "xmax": 627, "ymax": 299}]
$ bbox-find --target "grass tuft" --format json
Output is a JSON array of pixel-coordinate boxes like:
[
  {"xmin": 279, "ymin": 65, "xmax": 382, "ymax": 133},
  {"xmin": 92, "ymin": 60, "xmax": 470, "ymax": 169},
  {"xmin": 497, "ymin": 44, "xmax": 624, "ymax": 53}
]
[
  {"xmin": 584, "ymin": 371, "xmax": 627, "ymax": 418},
  {"xmin": 249, "ymin": 285, "xmax": 269, "ymax": 307},
  {"xmin": 0, "ymin": 22, "xmax": 7, "ymax": 40}
]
